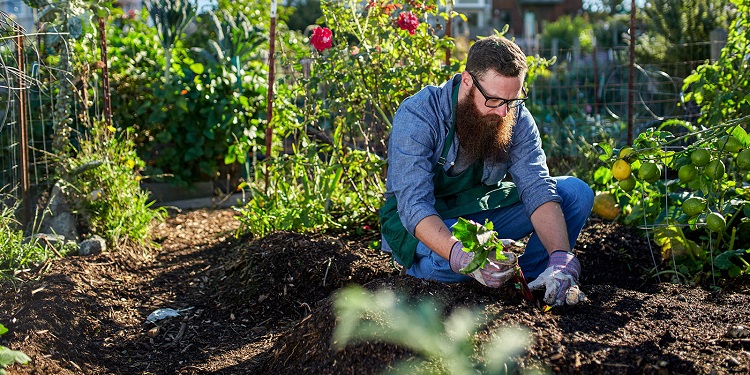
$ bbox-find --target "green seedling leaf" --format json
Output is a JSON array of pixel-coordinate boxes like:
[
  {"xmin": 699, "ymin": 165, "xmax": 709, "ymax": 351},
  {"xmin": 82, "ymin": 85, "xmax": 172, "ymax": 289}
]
[
  {"xmin": 451, "ymin": 218, "xmax": 508, "ymax": 274},
  {"xmin": 0, "ymin": 346, "xmax": 31, "ymax": 369}
]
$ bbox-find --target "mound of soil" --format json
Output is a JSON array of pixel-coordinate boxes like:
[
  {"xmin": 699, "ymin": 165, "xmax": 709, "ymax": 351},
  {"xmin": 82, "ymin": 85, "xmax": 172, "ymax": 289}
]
[{"xmin": 2, "ymin": 208, "xmax": 750, "ymax": 374}]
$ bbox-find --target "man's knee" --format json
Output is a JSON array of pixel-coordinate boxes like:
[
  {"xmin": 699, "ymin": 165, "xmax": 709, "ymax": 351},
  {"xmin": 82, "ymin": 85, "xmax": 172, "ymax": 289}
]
[{"xmin": 557, "ymin": 176, "xmax": 594, "ymax": 208}]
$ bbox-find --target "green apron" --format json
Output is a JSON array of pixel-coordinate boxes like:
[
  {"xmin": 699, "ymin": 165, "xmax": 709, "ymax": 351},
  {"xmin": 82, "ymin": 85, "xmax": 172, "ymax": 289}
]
[{"xmin": 380, "ymin": 84, "xmax": 520, "ymax": 268}]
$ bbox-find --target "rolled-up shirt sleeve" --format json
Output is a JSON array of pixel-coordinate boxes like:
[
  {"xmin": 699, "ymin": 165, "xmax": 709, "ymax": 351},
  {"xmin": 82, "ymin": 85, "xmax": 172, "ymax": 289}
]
[
  {"xmin": 386, "ymin": 92, "xmax": 447, "ymax": 236},
  {"xmin": 508, "ymin": 105, "xmax": 561, "ymax": 217}
]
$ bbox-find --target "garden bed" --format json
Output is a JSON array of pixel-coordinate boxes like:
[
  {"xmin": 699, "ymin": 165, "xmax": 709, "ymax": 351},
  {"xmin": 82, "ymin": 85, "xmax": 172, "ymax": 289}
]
[{"xmin": 1, "ymin": 208, "xmax": 750, "ymax": 374}]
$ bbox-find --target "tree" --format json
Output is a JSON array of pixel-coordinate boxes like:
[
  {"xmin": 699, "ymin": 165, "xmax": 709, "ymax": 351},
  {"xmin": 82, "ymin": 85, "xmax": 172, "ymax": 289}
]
[{"xmin": 286, "ymin": 0, "xmax": 322, "ymax": 31}]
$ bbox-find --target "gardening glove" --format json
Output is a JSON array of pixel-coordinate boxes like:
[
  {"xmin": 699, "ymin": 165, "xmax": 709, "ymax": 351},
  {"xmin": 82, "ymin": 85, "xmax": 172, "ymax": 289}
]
[
  {"xmin": 527, "ymin": 250, "xmax": 586, "ymax": 306},
  {"xmin": 449, "ymin": 240, "xmax": 517, "ymax": 288}
]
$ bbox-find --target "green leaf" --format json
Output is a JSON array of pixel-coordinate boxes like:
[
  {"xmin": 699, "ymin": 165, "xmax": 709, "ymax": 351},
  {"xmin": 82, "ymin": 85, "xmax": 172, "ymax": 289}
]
[
  {"xmin": 593, "ymin": 166, "xmax": 613, "ymax": 185},
  {"xmin": 0, "ymin": 346, "xmax": 30, "ymax": 368},
  {"xmin": 594, "ymin": 142, "xmax": 613, "ymax": 161},
  {"xmin": 189, "ymin": 63, "xmax": 204, "ymax": 75},
  {"xmin": 451, "ymin": 218, "xmax": 506, "ymax": 274},
  {"xmin": 714, "ymin": 250, "xmax": 737, "ymax": 270}
]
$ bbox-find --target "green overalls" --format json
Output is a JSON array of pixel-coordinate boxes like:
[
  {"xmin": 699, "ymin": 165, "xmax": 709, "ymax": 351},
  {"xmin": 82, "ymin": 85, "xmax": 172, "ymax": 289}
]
[{"xmin": 380, "ymin": 84, "xmax": 520, "ymax": 269}]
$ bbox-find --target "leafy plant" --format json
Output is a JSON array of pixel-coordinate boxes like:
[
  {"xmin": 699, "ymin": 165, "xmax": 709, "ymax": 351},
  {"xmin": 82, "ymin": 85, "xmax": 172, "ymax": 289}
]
[
  {"xmin": 682, "ymin": 0, "xmax": 750, "ymax": 126},
  {"xmin": 333, "ymin": 286, "xmax": 534, "ymax": 375},
  {"xmin": 236, "ymin": 137, "xmax": 384, "ymax": 237},
  {"xmin": 451, "ymin": 218, "xmax": 509, "ymax": 274},
  {"xmin": 0, "ymin": 324, "xmax": 30, "ymax": 375},
  {"xmin": 599, "ymin": 116, "xmax": 750, "ymax": 284},
  {"xmin": 637, "ymin": 0, "xmax": 735, "ymax": 79},
  {"xmin": 56, "ymin": 121, "xmax": 166, "ymax": 248},
  {"xmin": 0, "ymin": 197, "xmax": 53, "ymax": 276}
]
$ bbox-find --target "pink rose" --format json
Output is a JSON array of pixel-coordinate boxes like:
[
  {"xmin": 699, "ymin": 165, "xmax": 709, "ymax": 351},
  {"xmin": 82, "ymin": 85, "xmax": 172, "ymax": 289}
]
[
  {"xmin": 310, "ymin": 26, "xmax": 333, "ymax": 52},
  {"xmin": 397, "ymin": 12, "xmax": 419, "ymax": 35}
]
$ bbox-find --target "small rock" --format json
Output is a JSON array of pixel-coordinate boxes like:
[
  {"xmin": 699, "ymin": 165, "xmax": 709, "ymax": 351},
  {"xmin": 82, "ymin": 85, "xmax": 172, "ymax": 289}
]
[
  {"xmin": 79, "ymin": 235, "xmax": 106, "ymax": 256},
  {"xmin": 147, "ymin": 327, "xmax": 159, "ymax": 337},
  {"xmin": 727, "ymin": 325, "xmax": 750, "ymax": 339}
]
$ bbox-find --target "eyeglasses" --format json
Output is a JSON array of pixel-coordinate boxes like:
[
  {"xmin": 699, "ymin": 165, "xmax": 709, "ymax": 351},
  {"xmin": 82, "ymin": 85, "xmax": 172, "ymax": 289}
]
[{"xmin": 469, "ymin": 72, "xmax": 528, "ymax": 109}]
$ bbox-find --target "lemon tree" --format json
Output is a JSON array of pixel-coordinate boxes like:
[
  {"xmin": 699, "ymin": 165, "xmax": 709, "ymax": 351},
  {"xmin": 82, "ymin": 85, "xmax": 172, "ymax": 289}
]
[{"xmin": 595, "ymin": 116, "xmax": 750, "ymax": 283}]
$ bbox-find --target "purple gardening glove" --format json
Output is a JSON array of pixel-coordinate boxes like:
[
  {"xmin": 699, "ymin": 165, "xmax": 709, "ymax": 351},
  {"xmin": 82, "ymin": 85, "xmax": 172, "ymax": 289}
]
[
  {"xmin": 527, "ymin": 250, "xmax": 586, "ymax": 306},
  {"xmin": 448, "ymin": 241, "xmax": 517, "ymax": 288}
]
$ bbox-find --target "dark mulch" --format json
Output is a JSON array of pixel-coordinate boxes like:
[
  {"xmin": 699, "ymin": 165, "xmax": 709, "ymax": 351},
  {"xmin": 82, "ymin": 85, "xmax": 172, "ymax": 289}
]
[{"xmin": 2, "ymin": 208, "xmax": 750, "ymax": 374}]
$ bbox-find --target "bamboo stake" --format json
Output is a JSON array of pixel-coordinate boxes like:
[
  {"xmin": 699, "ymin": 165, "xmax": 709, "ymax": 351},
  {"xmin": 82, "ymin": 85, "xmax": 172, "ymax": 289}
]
[{"xmin": 16, "ymin": 26, "xmax": 30, "ymax": 226}]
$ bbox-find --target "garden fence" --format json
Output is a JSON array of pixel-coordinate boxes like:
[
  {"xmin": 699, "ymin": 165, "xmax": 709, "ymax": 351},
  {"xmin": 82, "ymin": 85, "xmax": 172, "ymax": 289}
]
[
  {"xmin": 0, "ymin": 12, "xmax": 73, "ymax": 227},
  {"xmin": 0, "ymin": 8, "xmax": 727, "ymax": 228},
  {"xmin": 528, "ymin": 37, "xmax": 726, "ymax": 165}
]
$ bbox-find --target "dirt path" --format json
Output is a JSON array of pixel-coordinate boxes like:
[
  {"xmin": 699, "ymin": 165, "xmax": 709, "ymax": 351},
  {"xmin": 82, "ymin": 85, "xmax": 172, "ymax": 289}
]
[{"xmin": 2, "ymin": 208, "xmax": 750, "ymax": 374}]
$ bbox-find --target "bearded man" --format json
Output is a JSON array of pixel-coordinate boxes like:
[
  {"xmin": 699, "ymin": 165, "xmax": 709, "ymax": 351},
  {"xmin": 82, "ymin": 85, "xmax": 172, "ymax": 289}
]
[{"xmin": 379, "ymin": 36, "xmax": 594, "ymax": 306}]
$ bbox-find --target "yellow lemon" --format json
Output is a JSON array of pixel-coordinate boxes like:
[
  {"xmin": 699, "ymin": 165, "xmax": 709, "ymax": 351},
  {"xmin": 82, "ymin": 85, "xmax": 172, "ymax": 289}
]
[{"xmin": 612, "ymin": 159, "xmax": 632, "ymax": 181}]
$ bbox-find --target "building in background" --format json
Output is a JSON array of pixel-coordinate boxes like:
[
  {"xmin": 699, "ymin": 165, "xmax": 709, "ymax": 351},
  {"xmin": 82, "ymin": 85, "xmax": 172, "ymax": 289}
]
[
  {"xmin": 451, "ymin": 0, "xmax": 582, "ymax": 52},
  {"xmin": 0, "ymin": 0, "xmax": 35, "ymax": 32},
  {"xmin": 115, "ymin": 0, "xmax": 142, "ymax": 12}
]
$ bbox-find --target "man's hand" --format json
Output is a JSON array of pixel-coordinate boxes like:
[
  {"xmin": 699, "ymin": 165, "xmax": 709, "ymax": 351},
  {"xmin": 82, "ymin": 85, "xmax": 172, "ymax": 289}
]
[
  {"xmin": 448, "ymin": 241, "xmax": 517, "ymax": 288},
  {"xmin": 527, "ymin": 250, "xmax": 586, "ymax": 306}
]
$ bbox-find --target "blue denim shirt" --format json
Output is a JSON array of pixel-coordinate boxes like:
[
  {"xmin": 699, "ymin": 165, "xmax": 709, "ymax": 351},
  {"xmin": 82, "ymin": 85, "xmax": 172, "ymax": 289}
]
[{"xmin": 384, "ymin": 74, "xmax": 560, "ymax": 246}]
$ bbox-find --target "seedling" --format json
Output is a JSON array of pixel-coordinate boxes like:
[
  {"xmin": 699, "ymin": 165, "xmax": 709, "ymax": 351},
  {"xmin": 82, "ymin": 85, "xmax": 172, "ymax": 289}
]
[
  {"xmin": 452, "ymin": 218, "xmax": 549, "ymax": 311},
  {"xmin": 451, "ymin": 217, "xmax": 508, "ymax": 274}
]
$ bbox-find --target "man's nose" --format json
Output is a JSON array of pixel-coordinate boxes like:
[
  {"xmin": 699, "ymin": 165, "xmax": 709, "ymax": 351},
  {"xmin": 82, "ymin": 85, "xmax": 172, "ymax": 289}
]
[{"xmin": 492, "ymin": 104, "xmax": 508, "ymax": 117}]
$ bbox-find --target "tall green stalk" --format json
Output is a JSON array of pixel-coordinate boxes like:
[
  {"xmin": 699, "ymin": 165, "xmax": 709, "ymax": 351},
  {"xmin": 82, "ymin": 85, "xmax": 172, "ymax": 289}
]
[{"xmin": 144, "ymin": 0, "xmax": 196, "ymax": 82}]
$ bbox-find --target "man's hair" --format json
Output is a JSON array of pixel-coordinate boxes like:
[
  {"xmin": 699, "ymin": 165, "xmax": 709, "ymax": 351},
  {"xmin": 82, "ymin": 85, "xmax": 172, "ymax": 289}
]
[{"xmin": 465, "ymin": 35, "xmax": 527, "ymax": 79}]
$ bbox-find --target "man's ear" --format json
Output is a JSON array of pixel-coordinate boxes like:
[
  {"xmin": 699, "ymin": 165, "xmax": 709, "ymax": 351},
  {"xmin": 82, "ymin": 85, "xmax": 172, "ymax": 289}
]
[{"xmin": 460, "ymin": 71, "xmax": 472, "ymax": 89}]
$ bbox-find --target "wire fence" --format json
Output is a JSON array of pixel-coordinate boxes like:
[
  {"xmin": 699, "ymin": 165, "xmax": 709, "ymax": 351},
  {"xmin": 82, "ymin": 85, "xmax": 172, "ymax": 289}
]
[
  {"xmin": 529, "ymin": 40, "xmax": 724, "ymax": 165},
  {"xmin": 0, "ymin": 12, "xmax": 64, "ymax": 225},
  {"xmin": 0, "ymin": 9, "xmax": 727, "ymax": 227}
]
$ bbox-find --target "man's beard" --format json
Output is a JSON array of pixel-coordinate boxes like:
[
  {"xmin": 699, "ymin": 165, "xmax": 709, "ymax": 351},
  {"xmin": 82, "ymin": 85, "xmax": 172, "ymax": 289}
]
[{"xmin": 455, "ymin": 87, "xmax": 515, "ymax": 164}]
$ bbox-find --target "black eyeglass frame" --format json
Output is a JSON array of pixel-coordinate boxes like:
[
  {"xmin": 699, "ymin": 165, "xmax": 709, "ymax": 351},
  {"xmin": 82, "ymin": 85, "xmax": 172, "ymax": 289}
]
[{"xmin": 468, "ymin": 72, "xmax": 528, "ymax": 109}]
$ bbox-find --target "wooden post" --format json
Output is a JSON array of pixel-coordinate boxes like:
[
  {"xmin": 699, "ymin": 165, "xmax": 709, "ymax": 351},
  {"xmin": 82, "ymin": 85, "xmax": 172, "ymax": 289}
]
[
  {"xmin": 99, "ymin": 17, "xmax": 112, "ymax": 129},
  {"xmin": 265, "ymin": 0, "xmax": 277, "ymax": 192},
  {"xmin": 445, "ymin": 0, "xmax": 452, "ymax": 66},
  {"xmin": 592, "ymin": 39, "xmax": 600, "ymax": 115},
  {"xmin": 16, "ymin": 26, "xmax": 30, "ymax": 226},
  {"xmin": 627, "ymin": 0, "xmax": 636, "ymax": 144}
]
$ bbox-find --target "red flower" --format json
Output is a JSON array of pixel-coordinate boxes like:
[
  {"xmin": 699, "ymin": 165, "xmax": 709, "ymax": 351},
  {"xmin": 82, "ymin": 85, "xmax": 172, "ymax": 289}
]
[
  {"xmin": 310, "ymin": 26, "xmax": 333, "ymax": 52},
  {"xmin": 397, "ymin": 12, "xmax": 419, "ymax": 35}
]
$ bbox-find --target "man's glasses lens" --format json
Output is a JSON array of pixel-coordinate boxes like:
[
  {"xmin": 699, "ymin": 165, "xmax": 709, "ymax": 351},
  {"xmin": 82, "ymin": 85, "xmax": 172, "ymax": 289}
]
[
  {"xmin": 486, "ymin": 98, "xmax": 525, "ymax": 108},
  {"xmin": 470, "ymin": 72, "xmax": 527, "ymax": 109}
]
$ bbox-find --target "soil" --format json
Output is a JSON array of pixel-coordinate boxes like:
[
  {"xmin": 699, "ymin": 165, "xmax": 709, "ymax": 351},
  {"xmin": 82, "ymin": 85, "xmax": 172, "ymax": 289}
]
[{"xmin": 2, "ymin": 207, "xmax": 750, "ymax": 374}]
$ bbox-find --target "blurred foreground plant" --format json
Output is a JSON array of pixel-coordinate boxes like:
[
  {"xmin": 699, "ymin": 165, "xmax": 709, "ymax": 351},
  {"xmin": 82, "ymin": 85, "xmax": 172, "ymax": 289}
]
[
  {"xmin": 333, "ymin": 286, "xmax": 539, "ymax": 375},
  {"xmin": 0, "ymin": 323, "xmax": 30, "ymax": 374}
]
